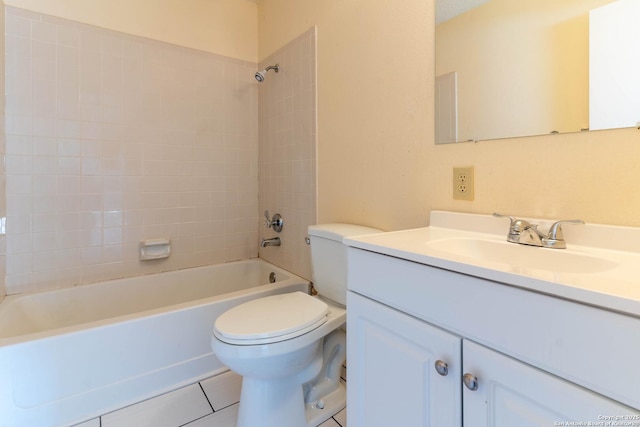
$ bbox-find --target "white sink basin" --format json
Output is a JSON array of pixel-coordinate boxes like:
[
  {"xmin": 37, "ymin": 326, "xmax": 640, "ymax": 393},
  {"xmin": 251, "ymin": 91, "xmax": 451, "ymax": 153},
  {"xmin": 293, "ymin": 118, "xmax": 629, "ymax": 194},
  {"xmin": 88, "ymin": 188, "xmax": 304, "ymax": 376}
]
[
  {"xmin": 344, "ymin": 211, "xmax": 640, "ymax": 317},
  {"xmin": 425, "ymin": 237, "xmax": 618, "ymax": 274}
]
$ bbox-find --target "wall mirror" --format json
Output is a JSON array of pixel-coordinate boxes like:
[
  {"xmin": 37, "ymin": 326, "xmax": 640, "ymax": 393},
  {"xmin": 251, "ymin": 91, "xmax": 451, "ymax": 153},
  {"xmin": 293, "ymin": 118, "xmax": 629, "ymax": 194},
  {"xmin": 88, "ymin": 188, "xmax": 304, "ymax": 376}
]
[{"xmin": 435, "ymin": 0, "xmax": 640, "ymax": 144}]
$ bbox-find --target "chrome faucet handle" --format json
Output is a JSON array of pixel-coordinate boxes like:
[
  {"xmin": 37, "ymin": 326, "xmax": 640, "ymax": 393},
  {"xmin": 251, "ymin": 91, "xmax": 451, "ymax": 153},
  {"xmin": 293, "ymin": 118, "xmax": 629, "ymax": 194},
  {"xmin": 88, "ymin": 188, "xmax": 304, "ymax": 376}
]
[
  {"xmin": 263, "ymin": 210, "xmax": 272, "ymax": 228},
  {"xmin": 492, "ymin": 213, "xmax": 516, "ymax": 224},
  {"xmin": 542, "ymin": 219, "xmax": 585, "ymax": 249},
  {"xmin": 493, "ymin": 213, "xmax": 538, "ymax": 243},
  {"xmin": 263, "ymin": 210, "xmax": 284, "ymax": 232}
]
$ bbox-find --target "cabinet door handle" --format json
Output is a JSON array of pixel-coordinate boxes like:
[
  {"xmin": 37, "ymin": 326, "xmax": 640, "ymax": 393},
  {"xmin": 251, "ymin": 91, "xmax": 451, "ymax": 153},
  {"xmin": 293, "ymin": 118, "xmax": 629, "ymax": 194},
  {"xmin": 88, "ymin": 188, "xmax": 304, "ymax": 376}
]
[
  {"xmin": 463, "ymin": 373, "xmax": 479, "ymax": 391},
  {"xmin": 434, "ymin": 360, "xmax": 449, "ymax": 376}
]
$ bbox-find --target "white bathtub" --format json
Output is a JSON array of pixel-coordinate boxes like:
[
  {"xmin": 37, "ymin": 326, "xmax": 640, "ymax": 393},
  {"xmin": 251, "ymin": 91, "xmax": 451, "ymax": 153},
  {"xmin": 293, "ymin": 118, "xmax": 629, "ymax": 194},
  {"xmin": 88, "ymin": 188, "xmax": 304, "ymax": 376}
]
[{"xmin": 0, "ymin": 259, "xmax": 308, "ymax": 427}]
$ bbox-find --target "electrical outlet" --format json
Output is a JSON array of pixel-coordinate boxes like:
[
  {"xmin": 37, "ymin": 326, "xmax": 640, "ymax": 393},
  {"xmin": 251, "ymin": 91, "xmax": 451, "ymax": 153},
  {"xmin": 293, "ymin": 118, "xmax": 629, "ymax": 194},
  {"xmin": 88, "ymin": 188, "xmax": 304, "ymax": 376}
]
[{"xmin": 453, "ymin": 166, "xmax": 474, "ymax": 201}]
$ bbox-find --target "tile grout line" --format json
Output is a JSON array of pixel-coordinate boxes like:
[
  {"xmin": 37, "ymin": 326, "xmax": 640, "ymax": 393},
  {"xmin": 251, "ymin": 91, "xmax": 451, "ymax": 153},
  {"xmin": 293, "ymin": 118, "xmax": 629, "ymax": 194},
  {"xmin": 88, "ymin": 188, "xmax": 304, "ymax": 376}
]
[{"xmin": 198, "ymin": 382, "xmax": 216, "ymax": 413}]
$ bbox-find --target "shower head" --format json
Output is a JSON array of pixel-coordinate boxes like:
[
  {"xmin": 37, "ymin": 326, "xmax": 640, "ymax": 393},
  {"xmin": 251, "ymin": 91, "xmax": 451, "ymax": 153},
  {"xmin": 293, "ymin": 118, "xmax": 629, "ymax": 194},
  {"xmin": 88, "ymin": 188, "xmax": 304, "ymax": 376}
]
[{"xmin": 255, "ymin": 64, "xmax": 279, "ymax": 82}]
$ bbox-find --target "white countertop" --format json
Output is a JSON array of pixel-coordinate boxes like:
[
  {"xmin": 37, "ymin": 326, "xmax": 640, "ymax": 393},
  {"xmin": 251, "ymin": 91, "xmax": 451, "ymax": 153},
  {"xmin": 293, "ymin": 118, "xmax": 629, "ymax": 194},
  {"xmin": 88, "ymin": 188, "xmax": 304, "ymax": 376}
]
[{"xmin": 344, "ymin": 211, "xmax": 640, "ymax": 317}]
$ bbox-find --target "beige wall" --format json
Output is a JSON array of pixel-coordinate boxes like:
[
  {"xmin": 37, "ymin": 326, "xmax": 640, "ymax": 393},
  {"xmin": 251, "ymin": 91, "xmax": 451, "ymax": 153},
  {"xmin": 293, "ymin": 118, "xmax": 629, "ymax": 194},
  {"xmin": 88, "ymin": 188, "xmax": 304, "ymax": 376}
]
[
  {"xmin": 259, "ymin": 0, "xmax": 434, "ymax": 231},
  {"xmin": 259, "ymin": 0, "xmax": 640, "ymax": 230},
  {"xmin": 4, "ymin": 0, "xmax": 639, "ymax": 295},
  {"xmin": 4, "ymin": 0, "xmax": 258, "ymax": 62}
]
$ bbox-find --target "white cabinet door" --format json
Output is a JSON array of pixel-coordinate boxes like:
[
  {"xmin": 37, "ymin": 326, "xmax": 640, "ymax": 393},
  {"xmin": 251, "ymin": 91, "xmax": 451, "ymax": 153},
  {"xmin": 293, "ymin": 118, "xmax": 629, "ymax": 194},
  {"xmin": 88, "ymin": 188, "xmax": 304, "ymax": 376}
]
[
  {"xmin": 347, "ymin": 292, "xmax": 461, "ymax": 427},
  {"xmin": 462, "ymin": 340, "xmax": 639, "ymax": 427}
]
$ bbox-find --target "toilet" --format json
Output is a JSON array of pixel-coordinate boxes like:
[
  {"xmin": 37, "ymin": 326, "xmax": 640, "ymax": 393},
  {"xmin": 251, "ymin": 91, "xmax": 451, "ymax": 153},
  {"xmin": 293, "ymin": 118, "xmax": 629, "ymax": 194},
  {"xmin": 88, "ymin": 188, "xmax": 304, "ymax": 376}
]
[{"xmin": 211, "ymin": 223, "xmax": 381, "ymax": 427}]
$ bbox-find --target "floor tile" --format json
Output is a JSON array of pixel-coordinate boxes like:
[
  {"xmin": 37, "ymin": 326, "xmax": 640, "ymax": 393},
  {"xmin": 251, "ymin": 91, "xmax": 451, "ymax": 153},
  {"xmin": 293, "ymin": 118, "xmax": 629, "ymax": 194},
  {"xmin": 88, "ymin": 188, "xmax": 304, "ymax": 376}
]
[
  {"xmin": 72, "ymin": 418, "xmax": 100, "ymax": 427},
  {"xmin": 318, "ymin": 418, "xmax": 340, "ymax": 427},
  {"xmin": 200, "ymin": 370, "xmax": 242, "ymax": 411},
  {"xmin": 183, "ymin": 404, "xmax": 239, "ymax": 427},
  {"xmin": 333, "ymin": 407, "xmax": 346, "ymax": 425},
  {"xmin": 101, "ymin": 384, "xmax": 212, "ymax": 427}
]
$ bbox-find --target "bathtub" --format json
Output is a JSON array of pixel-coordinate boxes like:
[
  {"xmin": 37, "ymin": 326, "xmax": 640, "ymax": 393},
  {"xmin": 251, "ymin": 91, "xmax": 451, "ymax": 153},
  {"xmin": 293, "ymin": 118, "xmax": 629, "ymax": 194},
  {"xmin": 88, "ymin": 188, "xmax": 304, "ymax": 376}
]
[{"xmin": 0, "ymin": 259, "xmax": 308, "ymax": 427}]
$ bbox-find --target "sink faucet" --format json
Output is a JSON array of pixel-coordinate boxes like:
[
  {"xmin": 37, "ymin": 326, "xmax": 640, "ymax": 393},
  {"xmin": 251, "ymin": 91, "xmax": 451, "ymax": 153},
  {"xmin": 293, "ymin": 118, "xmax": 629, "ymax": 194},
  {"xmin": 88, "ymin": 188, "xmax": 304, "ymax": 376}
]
[
  {"xmin": 493, "ymin": 213, "xmax": 584, "ymax": 249},
  {"xmin": 492, "ymin": 213, "xmax": 544, "ymax": 246},
  {"xmin": 260, "ymin": 237, "xmax": 281, "ymax": 248}
]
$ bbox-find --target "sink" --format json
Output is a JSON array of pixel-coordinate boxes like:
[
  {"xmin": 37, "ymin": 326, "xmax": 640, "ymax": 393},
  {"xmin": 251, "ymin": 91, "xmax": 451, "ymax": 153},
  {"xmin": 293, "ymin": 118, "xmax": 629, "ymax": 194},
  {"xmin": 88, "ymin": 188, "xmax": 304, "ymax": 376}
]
[
  {"xmin": 425, "ymin": 237, "xmax": 618, "ymax": 274},
  {"xmin": 344, "ymin": 211, "xmax": 640, "ymax": 317}
]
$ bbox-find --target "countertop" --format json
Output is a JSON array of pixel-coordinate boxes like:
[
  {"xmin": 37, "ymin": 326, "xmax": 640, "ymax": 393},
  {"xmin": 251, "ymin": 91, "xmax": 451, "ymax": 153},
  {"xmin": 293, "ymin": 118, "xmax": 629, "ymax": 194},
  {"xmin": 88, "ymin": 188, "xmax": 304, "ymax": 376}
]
[{"xmin": 344, "ymin": 211, "xmax": 640, "ymax": 317}]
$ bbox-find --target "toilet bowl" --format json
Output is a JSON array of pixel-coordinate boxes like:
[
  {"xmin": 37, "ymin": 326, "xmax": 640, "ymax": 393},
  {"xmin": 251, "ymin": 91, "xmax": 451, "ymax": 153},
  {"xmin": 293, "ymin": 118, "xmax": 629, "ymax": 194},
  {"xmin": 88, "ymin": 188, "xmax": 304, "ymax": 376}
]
[{"xmin": 211, "ymin": 223, "xmax": 381, "ymax": 427}]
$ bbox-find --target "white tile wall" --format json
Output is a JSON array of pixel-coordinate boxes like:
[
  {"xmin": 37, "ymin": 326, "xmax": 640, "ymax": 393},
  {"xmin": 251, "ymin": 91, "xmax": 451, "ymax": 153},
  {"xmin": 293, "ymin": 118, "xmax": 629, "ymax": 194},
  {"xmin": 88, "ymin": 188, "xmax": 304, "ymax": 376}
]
[
  {"xmin": 4, "ymin": 6, "xmax": 259, "ymax": 294},
  {"xmin": 258, "ymin": 27, "xmax": 317, "ymax": 281}
]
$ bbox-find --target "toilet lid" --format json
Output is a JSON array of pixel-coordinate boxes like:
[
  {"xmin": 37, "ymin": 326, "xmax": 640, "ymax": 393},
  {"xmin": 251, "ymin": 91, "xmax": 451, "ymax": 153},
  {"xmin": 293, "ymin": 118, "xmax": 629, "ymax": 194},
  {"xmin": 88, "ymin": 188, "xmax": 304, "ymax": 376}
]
[{"xmin": 214, "ymin": 292, "xmax": 328, "ymax": 344}]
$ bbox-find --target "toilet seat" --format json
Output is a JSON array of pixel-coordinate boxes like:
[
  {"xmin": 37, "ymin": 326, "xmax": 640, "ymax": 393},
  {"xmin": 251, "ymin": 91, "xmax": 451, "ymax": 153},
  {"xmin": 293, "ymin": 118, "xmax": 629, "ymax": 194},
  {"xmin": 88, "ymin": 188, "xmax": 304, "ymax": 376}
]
[{"xmin": 214, "ymin": 292, "xmax": 328, "ymax": 345}]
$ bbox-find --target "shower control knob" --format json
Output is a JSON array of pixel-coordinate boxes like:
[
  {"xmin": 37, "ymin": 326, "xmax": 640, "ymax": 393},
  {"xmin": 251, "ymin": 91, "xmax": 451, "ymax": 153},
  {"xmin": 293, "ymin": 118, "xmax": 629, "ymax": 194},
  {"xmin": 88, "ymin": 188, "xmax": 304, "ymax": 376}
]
[
  {"xmin": 264, "ymin": 210, "xmax": 284, "ymax": 232},
  {"xmin": 434, "ymin": 360, "xmax": 449, "ymax": 376},
  {"xmin": 463, "ymin": 373, "xmax": 479, "ymax": 391}
]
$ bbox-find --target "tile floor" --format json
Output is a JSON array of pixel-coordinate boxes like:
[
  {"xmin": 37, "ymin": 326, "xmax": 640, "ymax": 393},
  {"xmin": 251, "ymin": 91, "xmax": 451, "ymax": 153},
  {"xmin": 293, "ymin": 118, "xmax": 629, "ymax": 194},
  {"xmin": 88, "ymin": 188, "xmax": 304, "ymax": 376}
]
[{"xmin": 72, "ymin": 370, "xmax": 346, "ymax": 427}]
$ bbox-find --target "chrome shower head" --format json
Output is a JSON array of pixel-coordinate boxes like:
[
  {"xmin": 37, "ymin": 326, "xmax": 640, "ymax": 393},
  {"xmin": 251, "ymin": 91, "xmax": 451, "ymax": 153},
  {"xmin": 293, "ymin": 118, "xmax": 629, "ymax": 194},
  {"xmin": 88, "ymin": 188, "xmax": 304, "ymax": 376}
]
[{"xmin": 254, "ymin": 64, "xmax": 279, "ymax": 82}]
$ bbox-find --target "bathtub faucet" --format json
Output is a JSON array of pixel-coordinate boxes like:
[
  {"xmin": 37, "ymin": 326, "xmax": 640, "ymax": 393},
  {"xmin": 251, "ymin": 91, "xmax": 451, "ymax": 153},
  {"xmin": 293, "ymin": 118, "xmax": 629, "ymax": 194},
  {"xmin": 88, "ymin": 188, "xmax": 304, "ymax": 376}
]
[{"xmin": 260, "ymin": 237, "xmax": 281, "ymax": 248}]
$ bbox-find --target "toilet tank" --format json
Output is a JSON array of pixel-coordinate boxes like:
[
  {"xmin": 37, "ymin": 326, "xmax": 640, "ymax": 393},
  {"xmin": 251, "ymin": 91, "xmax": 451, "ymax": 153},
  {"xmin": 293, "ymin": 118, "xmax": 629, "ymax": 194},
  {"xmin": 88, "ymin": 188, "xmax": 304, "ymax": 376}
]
[{"xmin": 308, "ymin": 223, "xmax": 382, "ymax": 306}]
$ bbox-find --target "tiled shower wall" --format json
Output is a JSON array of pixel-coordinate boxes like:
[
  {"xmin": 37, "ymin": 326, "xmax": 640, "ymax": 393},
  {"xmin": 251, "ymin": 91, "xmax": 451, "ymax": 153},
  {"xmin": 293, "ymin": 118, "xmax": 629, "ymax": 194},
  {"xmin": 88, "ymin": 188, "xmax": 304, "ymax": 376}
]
[
  {"xmin": 258, "ymin": 28, "xmax": 317, "ymax": 281},
  {"xmin": 3, "ymin": 7, "xmax": 259, "ymax": 294}
]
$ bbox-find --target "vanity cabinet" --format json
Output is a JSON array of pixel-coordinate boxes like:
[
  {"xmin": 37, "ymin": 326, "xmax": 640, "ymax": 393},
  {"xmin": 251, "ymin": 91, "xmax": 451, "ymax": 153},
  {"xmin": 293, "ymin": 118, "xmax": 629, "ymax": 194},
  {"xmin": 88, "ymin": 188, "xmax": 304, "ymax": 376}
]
[
  {"xmin": 462, "ymin": 339, "xmax": 634, "ymax": 426},
  {"xmin": 346, "ymin": 247, "xmax": 640, "ymax": 427},
  {"xmin": 347, "ymin": 292, "xmax": 461, "ymax": 427}
]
